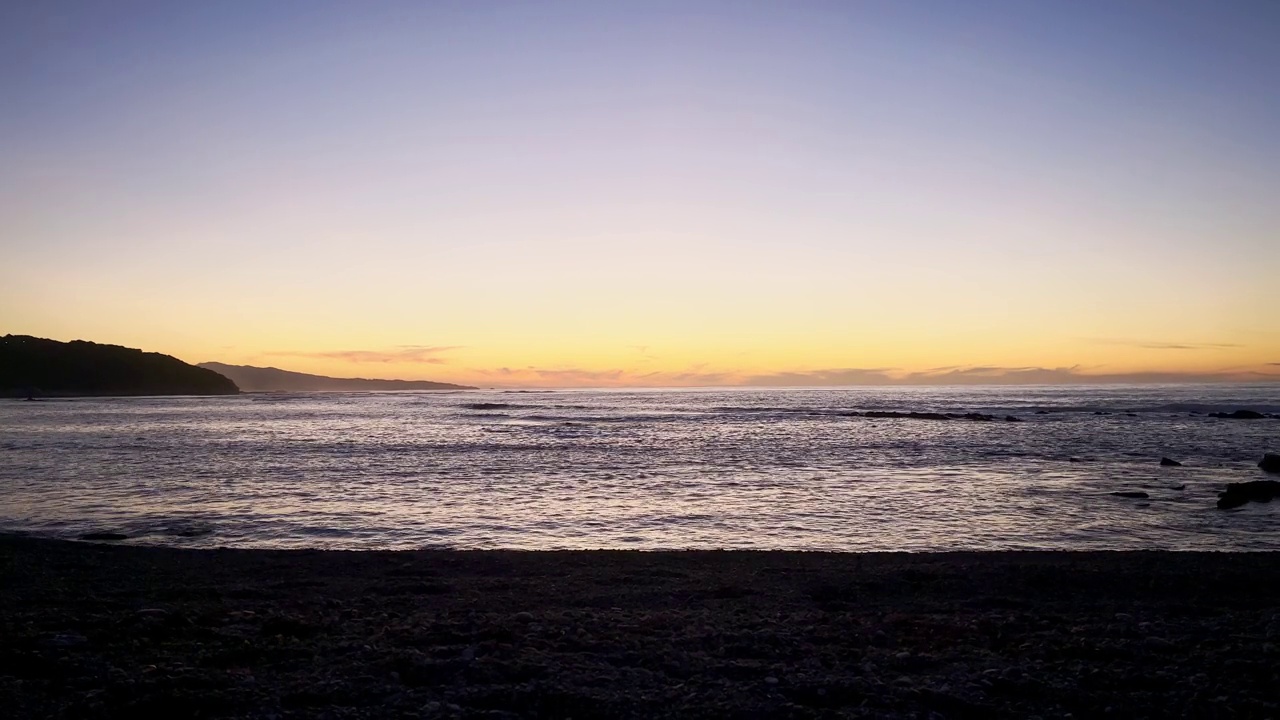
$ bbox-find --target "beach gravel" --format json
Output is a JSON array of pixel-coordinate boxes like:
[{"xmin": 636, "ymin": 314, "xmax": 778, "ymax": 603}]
[{"xmin": 3, "ymin": 536, "xmax": 1280, "ymax": 718}]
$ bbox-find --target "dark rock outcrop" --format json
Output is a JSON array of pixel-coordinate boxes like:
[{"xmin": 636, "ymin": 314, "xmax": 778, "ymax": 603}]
[
  {"xmin": 858, "ymin": 411, "xmax": 997, "ymax": 422},
  {"xmin": 863, "ymin": 411, "xmax": 950, "ymax": 420},
  {"xmin": 1217, "ymin": 481, "xmax": 1280, "ymax": 509},
  {"xmin": 1159, "ymin": 457, "xmax": 1182, "ymax": 467},
  {"xmin": 1260, "ymin": 453, "xmax": 1280, "ymax": 474},
  {"xmin": 80, "ymin": 532, "xmax": 128, "ymax": 541},
  {"xmin": 1004, "ymin": 415, "xmax": 1022, "ymax": 422},
  {"xmin": 1, "ymin": 335, "xmax": 238, "ymax": 398},
  {"xmin": 1209, "ymin": 410, "xmax": 1267, "ymax": 420}
]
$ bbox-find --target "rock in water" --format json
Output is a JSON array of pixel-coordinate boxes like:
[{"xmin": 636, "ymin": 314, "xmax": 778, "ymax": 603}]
[
  {"xmin": 1260, "ymin": 453, "xmax": 1280, "ymax": 474},
  {"xmin": 1217, "ymin": 494, "xmax": 1250, "ymax": 510},
  {"xmin": 1217, "ymin": 480, "xmax": 1280, "ymax": 509},
  {"xmin": 1160, "ymin": 457, "xmax": 1183, "ymax": 467},
  {"xmin": 1111, "ymin": 491, "xmax": 1150, "ymax": 499},
  {"xmin": 1209, "ymin": 410, "xmax": 1267, "ymax": 419},
  {"xmin": 1004, "ymin": 415, "xmax": 1022, "ymax": 422},
  {"xmin": 857, "ymin": 411, "xmax": 997, "ymax": 421}
]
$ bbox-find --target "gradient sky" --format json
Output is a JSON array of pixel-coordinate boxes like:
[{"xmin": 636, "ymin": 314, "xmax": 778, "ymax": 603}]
[{"xmin": 3, "ymin": 1, "xmax": 1278, "ymax": 386}]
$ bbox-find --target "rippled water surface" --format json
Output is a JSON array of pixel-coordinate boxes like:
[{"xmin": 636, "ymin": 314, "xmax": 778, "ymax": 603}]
[{"xmin": 2, "ymin": 385, "xmax": 1279, "ymax": 550}]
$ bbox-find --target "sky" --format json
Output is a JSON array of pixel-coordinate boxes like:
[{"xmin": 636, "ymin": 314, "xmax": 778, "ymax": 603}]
[{"xmin": 2, "ymin": 1, "xmax": 1278, "ymax": 387}]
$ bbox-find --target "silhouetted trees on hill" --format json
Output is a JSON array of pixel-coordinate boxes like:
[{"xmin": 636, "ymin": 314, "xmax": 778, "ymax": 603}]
[{"xmin": 0, "ymin": 335, "xmax": 239, "ymax": 397}]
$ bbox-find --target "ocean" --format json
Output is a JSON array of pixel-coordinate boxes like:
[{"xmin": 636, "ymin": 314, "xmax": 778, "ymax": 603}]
[{"xmin": 1, "ymin": 385, "xmax": 1278, "ymax": 551}]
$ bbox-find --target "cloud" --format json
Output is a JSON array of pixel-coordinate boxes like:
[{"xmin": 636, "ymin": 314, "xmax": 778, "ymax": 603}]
[
  {"xmin": 628, "ymin": 345, "xmax": 659, "ymax": 360},
  {"xmin": 744, "ymin": 368, "xmax": 898, "ymax": 386},
  {"xmin": 532, "ymin": 368, "xmax": 626, "ymax": 383},
  {"xmin": 901, "ymin": 366, "xmax": 1088, "ymax": 384},
  {"xmin": 267, "ymin": 346, "xmax": 460, "ymax": 364},
  {"xmin": 756, "ymin": 365, "xmax": 1279, "ymax": 386},
  {"xmin": 1139, "ymin": 343, "xmax": 1241, "ymax": 350},
  {"xmin": 1088, "ymin": 339, "xmax": 1242, "ymax": 350},
  {"xmin": 472, "ymin": 366, "xmax": 735, "ymax": 387},
  {"xmin": 666, "ymin": 371, "xmax": 734, "ymax": 384}
]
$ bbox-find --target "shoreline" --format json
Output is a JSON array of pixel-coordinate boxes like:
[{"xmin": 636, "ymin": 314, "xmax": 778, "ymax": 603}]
[{"xmin": 4, "ymin": 536, "xmax": 1279, "ymax": 718}]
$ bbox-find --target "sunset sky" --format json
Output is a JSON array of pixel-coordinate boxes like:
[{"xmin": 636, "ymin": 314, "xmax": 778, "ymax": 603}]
[{"xmin": 3, "ymin": 1, "xmax": 1278, "ymax": 387}]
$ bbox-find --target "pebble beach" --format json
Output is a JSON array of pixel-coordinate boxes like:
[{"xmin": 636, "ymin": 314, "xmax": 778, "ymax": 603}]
[{"xmin": 4, "ymin": 535, "xmax": 1279, "ymax": 718}]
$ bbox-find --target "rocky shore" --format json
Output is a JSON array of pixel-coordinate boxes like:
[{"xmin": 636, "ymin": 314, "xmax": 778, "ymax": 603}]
[{"xmin": 3, "ymin": 536, "xmax": 1280, "ymax": 719}]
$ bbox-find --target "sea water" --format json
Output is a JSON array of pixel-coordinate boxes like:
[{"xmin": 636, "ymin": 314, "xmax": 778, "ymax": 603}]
[{"xmin": 1, "ymin": 385, "xmax": 1278, "ymax": 551}]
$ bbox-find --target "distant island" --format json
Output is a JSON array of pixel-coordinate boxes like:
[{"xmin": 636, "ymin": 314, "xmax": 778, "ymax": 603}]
[
  {"xmin": 1, "ymin": 335, "xmax": 239, "ymax": 398},
  {"xmin": 198, "ymin": 362, "xmax": 476, "ymax": 392}
]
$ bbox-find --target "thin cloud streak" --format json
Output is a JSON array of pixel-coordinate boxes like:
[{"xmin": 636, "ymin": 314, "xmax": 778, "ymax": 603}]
[
  {"xmin": 267, "ymin": 346, "xmax": 461, "ymax": 364},
  {"xmin": 1087, "ymin": 339, "xmax": 1243, "ymax": 350},
  {"xmin": 628, "ymin": 345, "xmax": 659, "ymax": 361},
  {"xmin": 1139, "ymin": 343, "xmax": 1242, "ymax": 350},
  {"xmin": 747, "ymin": 366, "xmax": 1279, "ymax": 386}
]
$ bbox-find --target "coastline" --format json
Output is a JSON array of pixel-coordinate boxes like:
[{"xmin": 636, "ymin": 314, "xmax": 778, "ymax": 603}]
[{"xmin": 4, "ymin": 535, "xmax": 1278, "ymax": 718}]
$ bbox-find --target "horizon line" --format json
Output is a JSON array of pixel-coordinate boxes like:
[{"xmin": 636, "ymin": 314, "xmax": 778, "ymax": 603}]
[{"xmin": 198, "ymin": 360, "xmax": 1280, "ymax": 389}]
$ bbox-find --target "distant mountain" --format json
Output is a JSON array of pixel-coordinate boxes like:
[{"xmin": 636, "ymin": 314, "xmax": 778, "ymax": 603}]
[
  {"xmin": 1, "ymin": 335, "xmax": 240, "ymax": 398},
  {"xmin": 198, "ymin": 362, "xmax": 475, "ymax": 392}
]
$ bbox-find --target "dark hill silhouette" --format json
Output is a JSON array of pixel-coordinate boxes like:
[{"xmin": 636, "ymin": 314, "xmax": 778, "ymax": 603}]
[
  {"xmin": 1, "ymin": 335, "xmax": 239, "ymax": 397},
  {"xmin": 198, "ymin": 362, "xmax": 475, "ymax": 392}
]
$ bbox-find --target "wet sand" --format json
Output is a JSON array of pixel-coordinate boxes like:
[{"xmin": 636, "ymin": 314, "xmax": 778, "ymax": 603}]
[{"xmin": 3, "ymin": 535, "xmax": 1279, "ymax": 718}]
